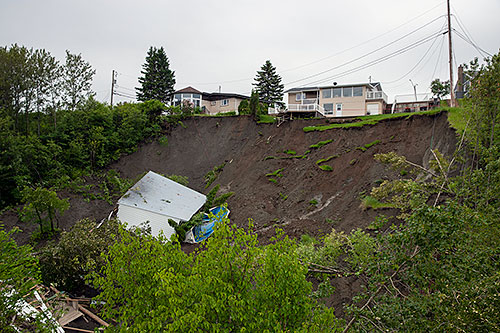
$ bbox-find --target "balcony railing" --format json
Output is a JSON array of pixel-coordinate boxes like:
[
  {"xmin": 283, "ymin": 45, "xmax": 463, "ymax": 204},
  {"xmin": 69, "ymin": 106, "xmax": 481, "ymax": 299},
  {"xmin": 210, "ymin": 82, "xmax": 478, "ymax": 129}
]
[
  {"xmin": 366, "ymin": 91, "xmax": 388, "ymax": 102},
  {"xmin": 287, "ymin": 103, "xmax": 325, "ymax": 114},
  {"xmin": 301, "ymin": 98, "xmax": 318, "ymax": 104}
]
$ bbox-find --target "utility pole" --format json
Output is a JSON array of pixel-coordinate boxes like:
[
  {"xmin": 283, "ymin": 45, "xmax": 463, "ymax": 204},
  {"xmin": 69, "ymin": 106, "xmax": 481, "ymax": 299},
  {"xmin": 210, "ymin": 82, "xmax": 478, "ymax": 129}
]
[
  {"xmin": 409, "ymin": 79, "xmax": 418, "ymax": 102},
  {"xmin": 110, "ymin": 70, "xmax": 117, "ymax": 107},
  {"xmin": 447, "ymin": 0, "xmax": 455, "ymax": 107}
]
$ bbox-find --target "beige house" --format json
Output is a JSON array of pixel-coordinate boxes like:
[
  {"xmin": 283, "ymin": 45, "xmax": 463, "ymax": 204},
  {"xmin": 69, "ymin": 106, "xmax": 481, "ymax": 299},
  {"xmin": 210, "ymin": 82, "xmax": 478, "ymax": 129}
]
[
  {"xmin": 285, "ymin": 82, "xmax": 388, "ymax": 117},
  {"xmin": 172, "ymin": 86, "xmax": 249, "ymax": 115}
]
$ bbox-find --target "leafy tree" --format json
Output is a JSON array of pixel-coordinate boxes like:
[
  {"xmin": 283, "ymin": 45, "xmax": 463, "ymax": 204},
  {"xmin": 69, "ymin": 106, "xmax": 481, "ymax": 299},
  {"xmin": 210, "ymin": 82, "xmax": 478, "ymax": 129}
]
[
  {"xmin": 19, "ymin": 186, "xmax": 69, "ymax": 234},
  {"xmin": 39, "ymin": 218, "xmax": 121, "ymax": 292},
  {"xmin": 253, "ymin": 60, "xmax": 284, "ymax": 107},
  {"xmin": 61, "ymin": 50, "xmax": 95, "ymax": 111},
  {"xmin": 136, "ymin": 46, "xmax": 175, "ymax": 104},
  {"xmin": 430, "ymin": 78, "xmax": 450, "ymax": 100},
  {"xmin": 0, "ymin": 225, "xmax": 46, "ymax": 331},
  {"xmin": 91, "ymin": 221, "xmax": 342, "ymax": 331},
  {"xmin": 238, "ymin": 99, "xmax": 250, "ymax": 115}
]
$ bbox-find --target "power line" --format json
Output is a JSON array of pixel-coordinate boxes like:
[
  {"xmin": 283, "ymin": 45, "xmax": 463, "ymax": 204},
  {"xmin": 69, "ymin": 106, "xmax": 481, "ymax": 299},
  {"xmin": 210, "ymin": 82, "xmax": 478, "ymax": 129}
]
[
  {"xmin": 284, "ymin": 15, "xmax": 447, "ymax": 86},
  {"xmin": 452, "ymin": 28, "xmax": 492, "ymax": 58},
  {"xmin": 382, "ymin": 22, "xmax": 446, "ymax": 85},
  {"xmin": 294, "ymin": 30, "xmax": 446, "ymax": 87},
  {"xmin": 280, "ymin": 2, "xmax": 445, "ymax": 73}
]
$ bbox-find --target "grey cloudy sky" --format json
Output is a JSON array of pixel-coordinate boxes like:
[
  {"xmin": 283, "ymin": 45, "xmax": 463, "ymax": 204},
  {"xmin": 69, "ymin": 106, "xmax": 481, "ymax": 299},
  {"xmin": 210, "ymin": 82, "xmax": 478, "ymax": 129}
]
[{"xmin": 1, "ymin": 0, "xmax": 499, "ymax": 104}]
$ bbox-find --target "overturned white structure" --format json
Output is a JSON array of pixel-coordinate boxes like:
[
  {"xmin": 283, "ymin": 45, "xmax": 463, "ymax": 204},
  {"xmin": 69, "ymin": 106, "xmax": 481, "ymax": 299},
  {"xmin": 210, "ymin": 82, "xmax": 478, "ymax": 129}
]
[{"xmin": 117, "ymin": 171, "xmax": 206, "ymax": 239}]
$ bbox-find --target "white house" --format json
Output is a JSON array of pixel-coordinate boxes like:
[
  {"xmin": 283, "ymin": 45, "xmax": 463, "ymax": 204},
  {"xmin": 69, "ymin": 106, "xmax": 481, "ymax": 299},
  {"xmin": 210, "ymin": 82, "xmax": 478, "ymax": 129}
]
[{"xmin": 117, "ymin": 171, "xmax": 206, "ymax": 239}]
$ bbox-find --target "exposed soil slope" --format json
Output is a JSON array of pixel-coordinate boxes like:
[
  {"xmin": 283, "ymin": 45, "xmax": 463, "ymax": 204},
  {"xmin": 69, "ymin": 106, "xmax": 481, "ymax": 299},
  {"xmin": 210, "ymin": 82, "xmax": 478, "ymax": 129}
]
[{"xmin": 112, "ymin": 112, "xmax": 456, "ymax": 241}]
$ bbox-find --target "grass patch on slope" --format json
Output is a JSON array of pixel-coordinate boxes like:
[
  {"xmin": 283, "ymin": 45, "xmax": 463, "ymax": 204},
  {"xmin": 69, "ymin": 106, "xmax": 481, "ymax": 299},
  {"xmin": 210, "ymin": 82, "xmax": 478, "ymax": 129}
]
[{"xmin": 303, "ymin": 109, "xmax": 444, "ymax": 132}]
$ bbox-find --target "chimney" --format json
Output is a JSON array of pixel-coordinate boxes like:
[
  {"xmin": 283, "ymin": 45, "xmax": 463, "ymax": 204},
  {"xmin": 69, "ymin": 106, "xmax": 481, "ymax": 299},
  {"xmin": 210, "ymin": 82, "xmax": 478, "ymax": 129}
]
[{"xmin": 457, "ymin": 65, "xmax": 464, "ymax": 96}]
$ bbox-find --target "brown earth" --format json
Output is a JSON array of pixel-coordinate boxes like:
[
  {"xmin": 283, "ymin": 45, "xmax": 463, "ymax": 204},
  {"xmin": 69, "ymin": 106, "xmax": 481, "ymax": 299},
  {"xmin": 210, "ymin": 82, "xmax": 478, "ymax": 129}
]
[{"xmin": 1, "ymin": 112, "xmax": 457, "ymax": 317}]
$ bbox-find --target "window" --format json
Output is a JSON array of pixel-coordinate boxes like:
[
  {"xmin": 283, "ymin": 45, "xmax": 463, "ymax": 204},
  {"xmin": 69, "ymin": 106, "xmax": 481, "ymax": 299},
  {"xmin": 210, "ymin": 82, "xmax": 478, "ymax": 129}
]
[
  {"xmin": 192, "ymin": 93, "xmax": 201, "ymax": 99},
  {"xmin": 295, "ymin": 93, "xmax": 302, "ymax": 101},
  {"xmin": 322, "ymin": 89, "xmax": 332, "ymax": 99},
  {"xmin": 353, "ymin": 86, "xmax": 363, "ymax": 97},
  {"xmin": 174, "ymin": 94, "xmax": 181, "ymax": 101},
  {"xmin": 323, "ymin": 103, "xmax": 334, "ymax": 115},
  {"xmin": 343, "ymin": 87, "xmax": 352, "ymax": 97},
  {"xmin": 182, "ymin": 93, "xmax": 191, "ymax": 100},
  {"xmin": 221, "ymin": 99, "xmax": 229, "ymax": 106},
  {"xmin": 333, "ymin": 88, "xmax": 342, "ymax": 97}
]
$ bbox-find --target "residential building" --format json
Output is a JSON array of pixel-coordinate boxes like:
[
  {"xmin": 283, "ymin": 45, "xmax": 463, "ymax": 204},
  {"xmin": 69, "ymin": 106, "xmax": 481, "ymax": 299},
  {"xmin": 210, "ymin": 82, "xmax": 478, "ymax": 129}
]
[
  {"xmin": 284, "ymin": 82, "xmax": 388, "ymax": 117},
  {"xmin": 172, "ymin": 86, "xmax": 249, "ymax": 115},
  {"xmin": 391, "ymin": 93, "xmax": 441, "ymax": 113}
]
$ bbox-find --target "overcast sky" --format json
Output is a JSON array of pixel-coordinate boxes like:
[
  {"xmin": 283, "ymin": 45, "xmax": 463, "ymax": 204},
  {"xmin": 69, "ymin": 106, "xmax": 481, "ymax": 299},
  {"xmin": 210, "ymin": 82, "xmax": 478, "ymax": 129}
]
[{"xmin": 1, "ymin": 0, "xmax": 499, "ymax": 104}]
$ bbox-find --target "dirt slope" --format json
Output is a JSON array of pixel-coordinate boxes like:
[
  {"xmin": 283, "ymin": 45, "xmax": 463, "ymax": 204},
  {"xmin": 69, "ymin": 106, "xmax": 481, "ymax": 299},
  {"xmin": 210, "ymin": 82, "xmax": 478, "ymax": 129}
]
[{"xmin": 111, "ymin": 112, "xmax": 456, "ymax": 241}]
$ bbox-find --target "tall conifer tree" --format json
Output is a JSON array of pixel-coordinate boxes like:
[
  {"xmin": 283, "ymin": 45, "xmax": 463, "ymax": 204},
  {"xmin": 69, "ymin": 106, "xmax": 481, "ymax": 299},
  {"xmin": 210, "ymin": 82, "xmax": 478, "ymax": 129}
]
[
  {"xmin": 136, "ymin": 47, "xmax": 175, "ymax": 104},
  {"xmin": 253, "ymin": 60, "xmax": 284, "ymax": 107}
]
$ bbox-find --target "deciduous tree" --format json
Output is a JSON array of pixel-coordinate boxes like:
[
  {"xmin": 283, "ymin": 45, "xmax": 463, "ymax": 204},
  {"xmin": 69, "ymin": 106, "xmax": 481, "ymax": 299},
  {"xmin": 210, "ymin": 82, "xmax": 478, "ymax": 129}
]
[{"xmin": 61, "ymin": 50, "xmax": 95, "ymax": 111}]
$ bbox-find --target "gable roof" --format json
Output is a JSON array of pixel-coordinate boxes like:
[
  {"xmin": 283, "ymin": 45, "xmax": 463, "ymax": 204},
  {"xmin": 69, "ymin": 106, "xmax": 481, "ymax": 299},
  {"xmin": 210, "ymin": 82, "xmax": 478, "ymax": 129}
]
[
  {"xmin": 175, "ymin": 86, "xmax": 202, "ymax": 94},
  {"xmin": 118, "ymin": 171, "xmax": 206, "ymax": 221},
  {"xmin": 202, "ymin": 92, "xmax": 250, "ymax": 101}
]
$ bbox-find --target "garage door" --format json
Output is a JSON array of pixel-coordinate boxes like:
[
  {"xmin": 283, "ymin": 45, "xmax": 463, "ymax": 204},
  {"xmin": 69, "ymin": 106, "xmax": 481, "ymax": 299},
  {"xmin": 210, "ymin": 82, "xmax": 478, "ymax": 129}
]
[{"xmin": 367, "ymin": 103, "xmax": 380, "ymax": 115}]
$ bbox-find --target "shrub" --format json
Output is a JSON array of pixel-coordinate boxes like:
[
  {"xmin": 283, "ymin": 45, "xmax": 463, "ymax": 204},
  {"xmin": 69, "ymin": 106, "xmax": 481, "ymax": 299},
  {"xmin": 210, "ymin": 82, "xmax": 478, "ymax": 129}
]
[{"xmin": 319, "ymin": 165, "xmax": 333, "ymax": 171}]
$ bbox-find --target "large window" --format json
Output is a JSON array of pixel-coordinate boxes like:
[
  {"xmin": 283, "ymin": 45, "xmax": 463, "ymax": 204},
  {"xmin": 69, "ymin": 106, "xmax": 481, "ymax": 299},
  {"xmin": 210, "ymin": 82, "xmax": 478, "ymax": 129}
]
[
  {"xmin": 353, "ymin": 86, "xmax": 363, "ymax": 97},
  {"xmin": 221, "ymin": 99, "xmax": 229, "ymax": 106},
  {"xmin": 295, "ymin": 93, "xmax": 302, "ymax": 101},
  {"xmin": 343, "ymin": 87, "xmax": 352, "ymax": 97},
  {"xmin": 322, "ymin": 89, "xmax": 332, "ymax": 99},
  {"xmin": 336, "ymin": 103, "xmax": 342, "ymax": 116},
  {"xmin": 333, "ymin": 88, "xmax": 342, "ymax": 97},
  {"xmin": 323, "ymin": 103, "xmax": 334, "ymax": 115}
]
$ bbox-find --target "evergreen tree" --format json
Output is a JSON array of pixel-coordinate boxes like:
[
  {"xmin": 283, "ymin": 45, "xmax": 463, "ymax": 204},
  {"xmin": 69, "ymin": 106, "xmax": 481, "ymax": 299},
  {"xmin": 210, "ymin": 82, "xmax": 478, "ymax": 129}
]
[
  {"xmin": 253, "ymin": 60, "xmax": 284, "ymax": 107},
  {"xmin": 136, "ymin": 47, "xmax": 175, "ymax": 104}
]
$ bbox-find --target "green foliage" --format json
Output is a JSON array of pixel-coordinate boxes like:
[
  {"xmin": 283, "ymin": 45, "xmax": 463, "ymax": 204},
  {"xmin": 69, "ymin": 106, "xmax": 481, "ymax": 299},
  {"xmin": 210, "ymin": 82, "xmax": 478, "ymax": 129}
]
[
  {"xmin": 430, "ymin": 78, "xmax": 450, "ymax": 100},
  {"xmin": 90, "ymin": 221, "xmax": 341, "ymax": 331},
  {"xmin": 253, "ymin": 60, "xmax": 285, "ymax": 108},
  {"xmin": 0, "ymin": 225, "xmax": 44, "ymax": 331},
  {"xmin": 19, "ymin": 186, "xmax": 69, "ymax": 235},
  {"xmin": 157, "ymin": 135, "xmax": 168, "ymax": 146},
  {"xmin": 250, "ymin": 89, "xmax": 259, "ymax": 121},
  {"xmin": 349, "ymin": 158, "xmax": 357, "ymax": 165},
  {"xmin": 360, "ymin": 195, "xmax": 394, "ymax": 210},
  {"xmin": 316, "ymin": 155, "xmax": 339, "ymax": 165},
  {"xmin": 204, "ymin": 162, "xmax": 226, "ymax": 188},
  {"xmin": 136, "ymin": 46, "xmax": 175, "ymax": 104},
  {"xmin": 319, "ymin": 165, "xmax": 333, "ymax": 171},
  {"xmin": 39, "ymin": 218, "xmax": 120, "ymax": 292},
  {"xmin": 62, "ymin": 51, "xmax": 96, "ymax": 111},
  {"xmin": 309, "ymin": 139, "xmax": 333, "ymax": 149},
  {"xmin": 266, "ymin": 168, "xmax": 284, "ymax": 177},
  {"xmin": 279, "ymin": 192, "xmax": 288, "ymax": 200},
  {"xmin": 238, "ymin": 99, "xmax": 250, "ymax": 115},
  {"xmin": 268, "ymin": 177, "xmax": 278, "ymax": 184},
  {"xmin": 309, "ymin": 199, "xmax": 318, "ymax": 206},
  {"xmin": 356, "ymin": 139, "xmax": 381, "ymax": 152},
  {"xmin": 215, "ymin": 111, "xmax": 237, "ymax": 116},
  {"xmin": 166, "ymin": 174, "xmax": 189, "ymax": 186},
  {"xmin": 257, "ymin": 114, "xmax": 276, "ymax": 123},
  {"xmin": 303, "ymin": 109, "xmax": 443, "ymax": 132},
  {"xmin": 284, "ymin": 149, "xmax": 296, "ymax": 155}
]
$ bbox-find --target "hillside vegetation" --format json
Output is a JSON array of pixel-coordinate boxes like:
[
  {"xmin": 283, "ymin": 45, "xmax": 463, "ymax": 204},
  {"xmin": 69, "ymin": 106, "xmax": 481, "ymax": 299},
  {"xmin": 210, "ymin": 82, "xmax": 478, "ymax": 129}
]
[{"xmin": 1, "ymin": 51, "xmax": 499, "ymax": 331}]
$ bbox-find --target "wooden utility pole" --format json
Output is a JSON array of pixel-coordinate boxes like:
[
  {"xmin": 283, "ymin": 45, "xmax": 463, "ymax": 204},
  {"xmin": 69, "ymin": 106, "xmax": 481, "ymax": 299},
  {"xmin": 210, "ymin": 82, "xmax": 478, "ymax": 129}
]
[
  {"xmin": 110, "ymin": 70, "xmax": 116, "ymax": 107},
  {"xmin": 447, "ymin": 0, "xmax": 455, "ymax": 107}
]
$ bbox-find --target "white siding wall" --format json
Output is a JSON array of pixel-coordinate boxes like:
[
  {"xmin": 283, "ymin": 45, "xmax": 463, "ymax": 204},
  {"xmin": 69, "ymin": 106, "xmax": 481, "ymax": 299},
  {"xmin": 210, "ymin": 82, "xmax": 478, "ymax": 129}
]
[{"xmin": 117, "ymin": 204, "xmax": 180, "ymax": 240}]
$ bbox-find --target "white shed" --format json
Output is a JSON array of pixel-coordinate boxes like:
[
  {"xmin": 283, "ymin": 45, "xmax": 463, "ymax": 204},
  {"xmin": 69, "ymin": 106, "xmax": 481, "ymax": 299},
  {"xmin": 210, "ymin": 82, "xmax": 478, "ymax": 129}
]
[{"xmin": 117, "ymin": 171, "xmax": 206, "ymax": 239}]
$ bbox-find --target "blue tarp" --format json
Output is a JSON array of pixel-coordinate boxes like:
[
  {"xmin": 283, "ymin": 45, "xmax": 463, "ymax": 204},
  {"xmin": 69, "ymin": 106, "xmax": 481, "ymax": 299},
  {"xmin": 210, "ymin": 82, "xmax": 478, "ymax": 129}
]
[{"xmin": 184, "ymin": 206, "xmax": 230, "ymax": 243}]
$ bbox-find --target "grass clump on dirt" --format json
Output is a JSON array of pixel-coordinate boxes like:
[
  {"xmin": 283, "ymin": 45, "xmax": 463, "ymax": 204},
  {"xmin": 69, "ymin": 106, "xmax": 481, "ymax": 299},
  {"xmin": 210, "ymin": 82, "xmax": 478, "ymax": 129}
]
[
  {"xmin": 303, "ymin": 109, "xmax": 444, "ymax": 132},
  {"xmin": 360, "ymin": 195, "xmax": 393, "ymax": 210},
  {"xmin": 204, "ymin": 163, "xmax": 226, "ymax": 188},
  {"xmin": 318, "ymin": 165, "xmax": 333, "ymax": 171},
  {"xmin": 284, "ymin": 149, "xmax": 297, "ymax": 155},
  {"xmin": 316, "ymin": 155, "xmax": 339, "ymax": 165},
  {"xmin": 309, "ymin": 139, "xmax": 333, "ymax": 150},
  {"xmin": 266, "ymin": 168, "xmax": 284, "ymax": 178},
  {"xmin": 257, "ymin": 114, "xmax": 276, "ymax": 124},
  {"xmin": 356, "ymin": 140, "xmax": 381, "ymax": 152}
]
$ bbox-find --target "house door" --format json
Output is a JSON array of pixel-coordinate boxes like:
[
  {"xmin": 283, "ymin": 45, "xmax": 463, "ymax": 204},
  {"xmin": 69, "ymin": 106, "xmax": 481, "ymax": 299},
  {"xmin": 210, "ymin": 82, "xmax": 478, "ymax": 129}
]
[
  {"xmin": 367, "ymin": 103, "xmax": 380, "ymax": 115},
  {"xmin": 336, "ymin": 103, "xmax": 342, "ymax": 117}
]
